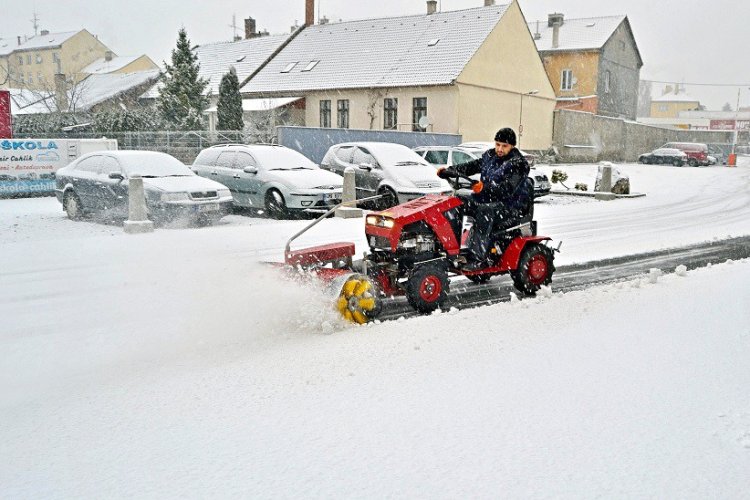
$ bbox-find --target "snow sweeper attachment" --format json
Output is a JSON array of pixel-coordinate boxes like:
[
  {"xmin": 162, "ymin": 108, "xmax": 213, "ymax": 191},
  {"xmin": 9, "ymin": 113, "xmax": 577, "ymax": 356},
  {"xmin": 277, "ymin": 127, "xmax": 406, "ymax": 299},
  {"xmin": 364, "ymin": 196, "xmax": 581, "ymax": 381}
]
[{"xmin": 280, "ymin": 196, "xmax": 384, "ymax": 324}]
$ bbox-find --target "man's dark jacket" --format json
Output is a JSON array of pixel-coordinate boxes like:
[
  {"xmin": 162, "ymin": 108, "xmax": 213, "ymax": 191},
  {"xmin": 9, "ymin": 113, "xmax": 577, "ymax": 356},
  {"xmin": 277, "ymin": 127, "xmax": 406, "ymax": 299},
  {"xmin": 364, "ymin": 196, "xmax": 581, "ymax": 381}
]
[{"xmin": 452, "ymin": 147, "xmax": 531, "ymax": 208}]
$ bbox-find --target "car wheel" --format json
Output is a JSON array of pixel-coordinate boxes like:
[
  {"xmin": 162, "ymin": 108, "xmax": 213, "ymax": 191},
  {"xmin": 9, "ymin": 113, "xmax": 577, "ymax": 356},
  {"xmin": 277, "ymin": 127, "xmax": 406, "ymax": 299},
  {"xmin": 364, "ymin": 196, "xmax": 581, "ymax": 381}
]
[
  {"xmin": 377, "ymin": 186, "xmax": 398, "ymax": 210},
  {"xmin": 63, "ymin": 191, "xmax": 83, "ymax": 220},
  {"xmin": 406, "ymin": 263, "xmax": 449, "ymax": 314},
  {"xmin": 511, "ymin": 243, "xmax": 555, "ymax": 296},
  {"xmin": 639, "ymin": 157, "xmax": 648, "ymax": 164},
  {"xmin": 264, "ymin": 189, "xmax": 287, "ymax": 219},
  {"xmin": 673, "ymin": 159, "xmax": 683, "ymax": 167},
  {"xmin": 688, "ymin": 158, "xmax": 698, "ymax": 167}
]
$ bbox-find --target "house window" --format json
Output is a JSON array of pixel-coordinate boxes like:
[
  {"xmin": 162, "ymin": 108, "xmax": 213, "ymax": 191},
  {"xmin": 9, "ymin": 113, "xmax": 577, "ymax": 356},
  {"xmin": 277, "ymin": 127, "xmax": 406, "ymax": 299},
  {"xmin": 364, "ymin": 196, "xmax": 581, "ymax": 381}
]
[
  {"xmin": 412, "ymin": 97, "xmax": 427, "ymax": 132},
  {"xmin": 659, "ymin": 104, "xmax": 668, "ymax": 112},
  {"xmin": 281, "ymin": 62, "xmax": 298, "ymax": 73},
  {"xmin": 26, "ymin": 54, "xmax": 31, "ymax": 65},
  {"xmin": 36, "ymin": 53, "xmax": 42, "ymax": 64},
  {"xmin": 383, "ymin": 98, "xmax": 398, "ymax": 130},
  {"xmin": 37, "ymin": 72, "xmax": 43, "ymax": 82},
  {"xmin": 337, "ymin": 99, "xmax": 350, "ymax": 128},
  {"xmin": 28, "ymin": 73, "xmax": 33, "ymax": 84},
  {"xmin": 19, "ymin": 72, "xmax": 24, "ymax": 83},
  {"xmin": 604, "ymin": 70, "xmax": 611, "ymax": 93},
  {"xmin": 561, "ymin": 69, "xmax": 573, "ymax": 91},
  {"xmin": 319, "ymin": 100, "xmax": 331, "ymax": 128},
  {"xmin": 301, "ymin": 60, "xmax": 319, "ymax": 72},
  {"xmin": 18, "ymin": 56, "xmax": 23, "ymax": 65}
]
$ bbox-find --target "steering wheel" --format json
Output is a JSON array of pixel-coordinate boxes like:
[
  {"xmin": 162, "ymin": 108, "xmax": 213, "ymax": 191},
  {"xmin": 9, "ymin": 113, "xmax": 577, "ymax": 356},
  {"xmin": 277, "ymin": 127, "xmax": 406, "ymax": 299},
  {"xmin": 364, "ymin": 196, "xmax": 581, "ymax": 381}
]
[{"xmin": 441, "ymin": 169, "xmax": 482, "ymax": 193}]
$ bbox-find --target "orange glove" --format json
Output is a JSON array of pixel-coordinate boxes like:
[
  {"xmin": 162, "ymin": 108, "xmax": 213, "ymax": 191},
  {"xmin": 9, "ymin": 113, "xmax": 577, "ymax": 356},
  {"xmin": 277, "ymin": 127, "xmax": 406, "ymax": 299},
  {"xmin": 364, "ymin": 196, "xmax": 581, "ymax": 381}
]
[{"xmin": 472, "ymin": 180, "xmax": 484, "ymax": 194}]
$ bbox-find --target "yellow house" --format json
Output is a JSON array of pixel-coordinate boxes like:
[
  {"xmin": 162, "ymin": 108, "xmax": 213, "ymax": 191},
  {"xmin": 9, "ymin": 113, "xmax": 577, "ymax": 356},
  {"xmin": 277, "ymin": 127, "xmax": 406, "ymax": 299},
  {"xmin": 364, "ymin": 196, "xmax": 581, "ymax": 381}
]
[
  {"xmin": 81, "ymin": 53, "xmax": 158, "ymax": 75},
  {"xmin": 239, "ymin": 1, "xmax": 556, "ymax": 149},
  {"xmin": 649, "ymin": 87, "xmax": 700, "ymax": 118},
  {"xmin": 529, "ymin": 13, "xmax": 643, "ymax": 120},
  {"xmin": 1, "ymin": 30, "xmax": 112, "ymax": 92}
]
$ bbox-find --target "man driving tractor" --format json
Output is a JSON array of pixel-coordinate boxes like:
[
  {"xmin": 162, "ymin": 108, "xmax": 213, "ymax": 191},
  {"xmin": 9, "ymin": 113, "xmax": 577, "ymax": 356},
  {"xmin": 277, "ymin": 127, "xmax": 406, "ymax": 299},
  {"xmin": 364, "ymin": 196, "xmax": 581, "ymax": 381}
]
[{"xmin": 437, "ymin": 127, "xmax": 533, "ymax": 270}]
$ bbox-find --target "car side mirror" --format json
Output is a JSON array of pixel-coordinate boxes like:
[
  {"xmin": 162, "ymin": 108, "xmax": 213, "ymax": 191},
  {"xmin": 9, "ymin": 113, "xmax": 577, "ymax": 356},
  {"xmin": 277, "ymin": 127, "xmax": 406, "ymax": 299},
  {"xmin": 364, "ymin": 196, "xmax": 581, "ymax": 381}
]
[
  {"xmin": 108, "ymin": 172, "xmax": 124, "ymax": 181},
  {"xmin": 358, "ymin": 163, "xmax": 373, "ymax": 171},
  {"xmin": 243, "ymin": 166, "xmax": 258, "ymax": 174}
]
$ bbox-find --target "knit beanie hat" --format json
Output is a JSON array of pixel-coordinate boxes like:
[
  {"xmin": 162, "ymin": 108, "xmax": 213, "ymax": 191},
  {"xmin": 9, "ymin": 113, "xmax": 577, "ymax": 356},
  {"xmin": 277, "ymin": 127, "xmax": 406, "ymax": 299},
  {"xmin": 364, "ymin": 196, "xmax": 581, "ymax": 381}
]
[{"xmin": 494, "ymin": 127, "xmax": 517, "ymax": 146}]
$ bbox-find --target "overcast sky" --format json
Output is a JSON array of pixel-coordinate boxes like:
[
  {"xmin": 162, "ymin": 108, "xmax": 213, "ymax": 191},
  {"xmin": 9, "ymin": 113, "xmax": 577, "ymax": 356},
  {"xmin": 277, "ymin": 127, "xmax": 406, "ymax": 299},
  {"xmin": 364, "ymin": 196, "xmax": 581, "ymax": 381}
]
[{"xmin": 4, "ymin": 0, "xmax": 750, "ymax": 109}]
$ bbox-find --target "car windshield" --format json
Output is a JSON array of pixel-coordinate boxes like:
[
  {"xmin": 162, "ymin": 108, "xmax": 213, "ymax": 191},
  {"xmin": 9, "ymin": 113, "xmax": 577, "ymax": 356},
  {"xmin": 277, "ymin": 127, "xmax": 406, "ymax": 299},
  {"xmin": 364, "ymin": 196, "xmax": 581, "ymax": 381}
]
[
  {"xmin": 366, "ymin": 144, "xmax": 430, "ymax": 168},
  {"xmin": 120, "ymin": 154, "xmax": 193, "ymax": 177},
  {"xmin": 252, "ymin": 148, "xmax": 317, "ymax": 170}
]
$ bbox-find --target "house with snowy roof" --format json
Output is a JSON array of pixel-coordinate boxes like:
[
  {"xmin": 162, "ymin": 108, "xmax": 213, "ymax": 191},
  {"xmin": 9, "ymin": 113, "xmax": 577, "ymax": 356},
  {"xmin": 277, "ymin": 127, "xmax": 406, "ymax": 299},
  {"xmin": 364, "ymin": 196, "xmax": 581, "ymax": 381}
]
[
  {"xmin": 528, "ymin": 12, "xmax": 643, "ymax": 120},
  {"xmin": 0, "ymin": 29, "xmax": 112, "ymax": 91},
  {"xmin": 237, "ymin": 0, "xmax": 556, "ymax": 148},
  {"xmin": 649, "ymin": 86, "xmax": 701, "ymax": 118}
]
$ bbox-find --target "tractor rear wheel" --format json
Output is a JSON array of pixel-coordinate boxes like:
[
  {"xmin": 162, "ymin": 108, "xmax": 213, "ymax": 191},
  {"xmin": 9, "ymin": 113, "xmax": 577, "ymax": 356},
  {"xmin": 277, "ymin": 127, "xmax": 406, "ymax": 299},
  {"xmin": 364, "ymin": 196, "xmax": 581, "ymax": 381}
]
[
  {"xmin": 511, "ymin": 243, "xmax": 555, "ymax": 296},
  {"xmin": 406, "ymin": 263, "xmax": 449, "ymax": 314}
]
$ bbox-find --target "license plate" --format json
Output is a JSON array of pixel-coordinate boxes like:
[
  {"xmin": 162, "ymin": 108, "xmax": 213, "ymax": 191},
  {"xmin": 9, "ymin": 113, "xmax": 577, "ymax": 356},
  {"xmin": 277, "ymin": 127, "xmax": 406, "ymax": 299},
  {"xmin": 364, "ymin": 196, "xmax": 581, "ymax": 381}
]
[
  {"xmin": 196, "ymin": 203, "xmax": 219, "ymax": 212},
  {"xmin": 323, "ymin": 194, "xmax": 341, "ymax": 202}
]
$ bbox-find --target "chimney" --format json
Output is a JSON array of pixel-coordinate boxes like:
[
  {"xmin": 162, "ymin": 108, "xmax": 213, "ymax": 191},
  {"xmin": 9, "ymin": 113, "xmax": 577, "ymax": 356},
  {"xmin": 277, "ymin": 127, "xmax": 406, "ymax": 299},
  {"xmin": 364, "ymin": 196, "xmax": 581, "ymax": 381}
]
[
  {"xmin": 245, "ymin": 17, "xmax": 257, "ymax": 39},
  {"xmin": 305, "ymin": 0, "xmax": 314, "ymax": 26},
  {"xmin": 549, "ymin": 13, "xmax": 564, "ymax": 48},
  {"xmin": 427, "ymin": 0, "xmax": 437, "ymax": 14},
  {"xmin": 533, "ymin": 21, "xmax": 541, "ymax": 40},
  {"xmin": 104, "ymin": 50, "xmax": 113, "ymax": 62},
  {"xmin": 548, "ymin": 13, "xmax": 564, "ymax": 27},
  {"xmin": 54, "ymin": 74, "xmax": 68, "ymax": 111},
  {"xmin": 17, "ymin": 35, "xmax": 21, "ymax": 46},
  {"xmin": 484, "ymin": 0, "xmax": 495, "ymax": 6},
  {"xmin": 40, "ymin": 29, "xmax": 49, "ymax": 36}
]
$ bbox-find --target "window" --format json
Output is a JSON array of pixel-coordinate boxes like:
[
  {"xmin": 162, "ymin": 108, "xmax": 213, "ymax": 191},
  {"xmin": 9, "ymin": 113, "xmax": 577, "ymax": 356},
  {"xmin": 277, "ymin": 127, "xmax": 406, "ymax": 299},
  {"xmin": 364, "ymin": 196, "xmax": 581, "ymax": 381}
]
[
  {"xmin": 412, "ymin": 97, "xmax": 427, "ymax": 132},
  {"xmin": 19, "ymin": 72, "xmax": 24, "ymax": 83},
  {"xmin": 28, "ymin": 73, "xmax": 33, "ymax": 84},
  {"xmin": 235, "ymin": 151, "xmax": 257, "ymax": 168},
  {"xmin": 215, "ymin": 152, "xmax": 236, "ymax": 168},
  {"xmin": 76, "ymin": 156, "xmax": 102, "ymax": 173},
  {"xmin": 100, "ymin": 156, "xmax": 122, "ymax": 176},
  {"xmin": 302, "ymin": 60, "xmax": 319, "ymax": 72},
  {"xmin": 18, "ymin": 56, "xmax": 23, "ymax": 65},
  {"xmin": 280, "ymin": 62, "xmax": 298, "ymax": 73},
  {"xmin": 424, "ymin": 150, "xmax": 449, "ymax": 164},
  {"xmin": 561, "ymin": 69, "xmax": 573, "ymax": 91},
  {"xmin": 452, "ymin": 151, "xmax": 475, "ymax": 164},
  {"xmin": 659, "ymin": 104, "xmax": 668, "ymax": 112},
  {"xmin": 36, "ymin": 53, "xmax": 42, "ymax": 64},
  {"xmin": 37, "ymin": 72, "xmax": 42, "ymax": 82},
  {"xmin": 26, "ymin": 54, "xmax": 31, "ymax": 65},
  {"xmin": 337, "ymin": 99, "xmax": 349, "ymax": 129},
  {"xmin": 383, "ymin": 98, "xmax": 398, "ymax": 130},
  {"xmin": 352, "ymin": 148, "xmax": 377, "ymax": 168},
  {"xmin": 604, "ymin": 70, "xmax": 611, "ymax": 93},
  {"xmin": 334, "ymin": 145, "xmax": 355, "ymax": 163},
  {"xmin": 319, "ymin": 100, "xmax": 331, "ymax": 128}
]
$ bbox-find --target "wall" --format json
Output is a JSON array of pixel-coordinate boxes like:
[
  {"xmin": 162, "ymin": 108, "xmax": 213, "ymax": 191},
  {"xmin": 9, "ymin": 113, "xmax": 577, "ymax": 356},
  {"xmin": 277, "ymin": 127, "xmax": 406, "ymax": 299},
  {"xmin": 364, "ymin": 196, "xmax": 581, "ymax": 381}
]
[
  {"xmin": 650, "ymin": 99, "xmax": 700, "ymax": 118},
  {"xmin": 552, "ymin": 109, "xmax": 734, "ymax": 162},
  {"xmin": 598, "ymin": 21, "xmax": 641, "ymax": 119},
  {"xmin": 541, "ymin": 50, "xmax": 599, "ymax": 98},
  {"xmin": 277, "ymin": 126, "xmax": 461, "ymax": 164},
  {"xmin": 113, "ymin": 55, "xmax": 159, "ymax": 74}
]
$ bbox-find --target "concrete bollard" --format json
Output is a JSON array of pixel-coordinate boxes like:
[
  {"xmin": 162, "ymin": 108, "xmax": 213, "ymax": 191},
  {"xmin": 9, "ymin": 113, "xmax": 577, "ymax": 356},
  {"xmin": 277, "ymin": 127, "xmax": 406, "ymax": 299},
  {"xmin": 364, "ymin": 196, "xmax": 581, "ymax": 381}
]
[
  {"xmin": 595, "ymin": 164, "xmax": 616, "ymax": 201},
  {"xmin": 123, "ymin": 174, "xmax": 154, "ymax": 234},
  {"xmin": 336, "ymin": 166, "xmax": 363, "ymax": 218}
]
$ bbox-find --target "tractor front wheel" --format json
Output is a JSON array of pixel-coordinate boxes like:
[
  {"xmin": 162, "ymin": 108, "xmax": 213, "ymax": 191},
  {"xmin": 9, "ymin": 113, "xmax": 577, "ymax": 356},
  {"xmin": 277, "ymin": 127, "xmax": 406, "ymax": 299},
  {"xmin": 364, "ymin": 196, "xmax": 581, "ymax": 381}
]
[
  {"xmin": 406, "ymin": 263, "xmax": 449, "ymax": 314},
  {"xmin": 511, "ymin": 243, "xmax": 555, "ymax": 296}
]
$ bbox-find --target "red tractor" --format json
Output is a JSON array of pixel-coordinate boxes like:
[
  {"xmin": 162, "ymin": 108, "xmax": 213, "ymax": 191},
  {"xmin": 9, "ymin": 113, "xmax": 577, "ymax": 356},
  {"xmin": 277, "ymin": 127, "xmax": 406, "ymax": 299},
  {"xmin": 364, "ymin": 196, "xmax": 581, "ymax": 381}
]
[{"xmin": 283, "ymin": 174, "xmax": 559, "ymax": 324}]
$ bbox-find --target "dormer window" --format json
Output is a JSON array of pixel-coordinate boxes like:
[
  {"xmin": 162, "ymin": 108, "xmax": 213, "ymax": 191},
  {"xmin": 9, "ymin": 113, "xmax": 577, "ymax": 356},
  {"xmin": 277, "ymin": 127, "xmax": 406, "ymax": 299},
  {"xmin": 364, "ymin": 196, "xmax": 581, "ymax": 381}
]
[{"xmin": 427, "ymin": 38, "xmax": 440, "ymax": 47}]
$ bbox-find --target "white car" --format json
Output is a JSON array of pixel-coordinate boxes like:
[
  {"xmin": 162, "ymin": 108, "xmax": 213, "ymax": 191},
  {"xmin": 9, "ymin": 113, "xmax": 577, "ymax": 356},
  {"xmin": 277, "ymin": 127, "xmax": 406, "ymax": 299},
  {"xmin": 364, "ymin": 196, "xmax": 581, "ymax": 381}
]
[
  {"xmin": 320, "ymin": 142, "xmax": 452, "ymax": 209},
  {"xmin": 413, "ymin": 143, "xmax": 551, "ymax": 198},
  {"xmin": 192, "ymin": 144, "xmax": 344, "ymax": 218}
]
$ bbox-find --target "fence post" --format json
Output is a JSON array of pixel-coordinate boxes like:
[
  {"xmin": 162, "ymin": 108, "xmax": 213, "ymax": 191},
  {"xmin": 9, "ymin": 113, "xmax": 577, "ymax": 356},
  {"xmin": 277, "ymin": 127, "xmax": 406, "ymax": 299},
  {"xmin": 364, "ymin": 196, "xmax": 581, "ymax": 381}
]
[
  {"xmin": 123, "ymin": 174, "xmax": 154, "ymax": 233},
  {"xmin": 336, "ymin": 167, "xmax": 363, "ymax": 218}
]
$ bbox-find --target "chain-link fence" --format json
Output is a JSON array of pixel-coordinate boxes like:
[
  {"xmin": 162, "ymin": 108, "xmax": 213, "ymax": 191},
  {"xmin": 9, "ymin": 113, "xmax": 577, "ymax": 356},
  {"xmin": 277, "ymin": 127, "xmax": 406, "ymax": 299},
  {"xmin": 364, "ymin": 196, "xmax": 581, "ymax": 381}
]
[{"xmin": 19, "ymin": 130, "xmax": 273, "ymax": 163}]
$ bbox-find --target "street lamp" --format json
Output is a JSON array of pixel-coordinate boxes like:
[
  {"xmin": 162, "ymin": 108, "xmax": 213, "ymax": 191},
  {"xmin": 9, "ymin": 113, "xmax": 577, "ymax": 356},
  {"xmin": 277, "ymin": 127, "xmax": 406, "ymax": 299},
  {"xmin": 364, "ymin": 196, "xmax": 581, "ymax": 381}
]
[{"xmin": 519, "ymin": 89, "xmax": 539, "ymax": 149}]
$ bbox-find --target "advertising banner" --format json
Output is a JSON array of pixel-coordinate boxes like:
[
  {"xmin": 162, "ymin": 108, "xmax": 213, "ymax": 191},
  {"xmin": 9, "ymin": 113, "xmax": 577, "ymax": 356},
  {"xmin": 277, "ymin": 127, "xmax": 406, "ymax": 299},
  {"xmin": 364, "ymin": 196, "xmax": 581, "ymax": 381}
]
[{"xmin": 0, "ymin": 90, "xmax": 11, "ymax": 138}]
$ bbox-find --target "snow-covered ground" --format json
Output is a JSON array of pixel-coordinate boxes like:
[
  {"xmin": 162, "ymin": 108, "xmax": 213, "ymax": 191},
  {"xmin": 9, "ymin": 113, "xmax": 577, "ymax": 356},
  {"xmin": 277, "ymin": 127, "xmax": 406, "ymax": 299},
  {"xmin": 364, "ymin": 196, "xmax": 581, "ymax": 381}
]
[{"xmin": 2, "ymin": 160, "xmax": 749, "ymax": 497}]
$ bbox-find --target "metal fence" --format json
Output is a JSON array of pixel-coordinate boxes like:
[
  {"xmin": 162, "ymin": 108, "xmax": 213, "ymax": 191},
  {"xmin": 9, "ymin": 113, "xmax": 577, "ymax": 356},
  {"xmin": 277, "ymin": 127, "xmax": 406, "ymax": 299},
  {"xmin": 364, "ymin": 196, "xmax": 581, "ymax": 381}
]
[{"xmin": 17, "ymin": 130, "xmax": 271, "ymax": 163}]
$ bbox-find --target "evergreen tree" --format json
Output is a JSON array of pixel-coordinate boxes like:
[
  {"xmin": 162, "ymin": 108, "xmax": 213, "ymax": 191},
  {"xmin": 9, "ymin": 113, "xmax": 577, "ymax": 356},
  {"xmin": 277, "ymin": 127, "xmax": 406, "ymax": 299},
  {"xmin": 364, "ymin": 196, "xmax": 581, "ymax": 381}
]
[
  {"xmin": 157, "ymin": 28, "xmax": 209, "ymax": 130},
  {"xmin": 217, "ymin": 66, "xmax": 244, "ymax": 130}
]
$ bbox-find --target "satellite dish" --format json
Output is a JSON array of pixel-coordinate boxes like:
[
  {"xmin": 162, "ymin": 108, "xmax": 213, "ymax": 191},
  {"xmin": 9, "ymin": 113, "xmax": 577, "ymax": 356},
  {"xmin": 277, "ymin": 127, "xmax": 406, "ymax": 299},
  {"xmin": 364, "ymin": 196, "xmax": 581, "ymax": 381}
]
[{"xmin": 418, "ymin": 116, "xmax": 430, "ymax": 129}]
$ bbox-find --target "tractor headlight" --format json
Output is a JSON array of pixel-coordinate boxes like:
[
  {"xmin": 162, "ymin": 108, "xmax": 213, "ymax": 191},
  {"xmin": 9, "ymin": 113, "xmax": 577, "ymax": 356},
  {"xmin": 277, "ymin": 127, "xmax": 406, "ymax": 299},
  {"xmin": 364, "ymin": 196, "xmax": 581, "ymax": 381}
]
[
  {"xmin": 161, "ymin": 192, "xmax": 189, "ymax": 202},
  {"xmin": 366, "ymin": 215, "xmax": 395, "ymax": 228}
]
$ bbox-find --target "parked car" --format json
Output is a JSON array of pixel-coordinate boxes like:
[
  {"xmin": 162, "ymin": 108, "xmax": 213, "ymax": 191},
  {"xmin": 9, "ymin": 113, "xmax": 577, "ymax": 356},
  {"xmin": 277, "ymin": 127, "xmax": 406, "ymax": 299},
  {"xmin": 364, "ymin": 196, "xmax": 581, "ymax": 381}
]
[
  {"xmin": 707, "ymin": 143, "xmax": 732, "ymax": 165},
  {"xmin": 661, "ymin": 142, "xmax": 709, "ymax": 166},
  {"xmin": 638, "ymin": 148, "xmax": 687, "ymax": 166},
  {"xmin": 192, "ymin": 144, "xmax": 343, "ymax": 218},
  {"xmin": 413, "ymin": 143, "xmax": 551, "ymax": 198},
  {"xmin": 54, "ymin": 150, "xmax": 233, "ymax": 224},
  {"xmin": 320, "ymin": 142, "xmax": 452, "ymax": 208}
]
